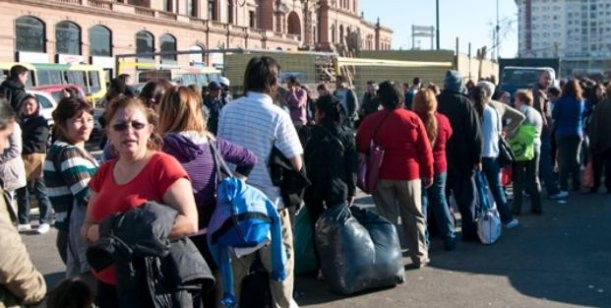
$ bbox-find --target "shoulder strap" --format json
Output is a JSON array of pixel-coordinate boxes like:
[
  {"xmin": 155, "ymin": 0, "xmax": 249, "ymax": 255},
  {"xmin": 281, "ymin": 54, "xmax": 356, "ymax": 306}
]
[
  {"xmin": 208, "ymin": 138, "xmax": 234, "ymax": 184},
  {"xmin": 318, "ymin": 125, "xmax": 345, "ymax": 151},
  {"xmin": 372, "ymin": 110, "xmax": 392, "ymax": 143}
]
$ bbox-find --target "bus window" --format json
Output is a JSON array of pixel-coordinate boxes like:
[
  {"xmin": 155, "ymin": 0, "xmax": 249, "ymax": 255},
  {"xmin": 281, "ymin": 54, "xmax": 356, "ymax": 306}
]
[
  {"xmin": 37, "ymin": 70, "xmax": 64, "ymax": 86},
  {"xmin": 65, "ymin": 71, "xmax": 87, "ymax": 89},
  {"xmin": 88, "ymin": 71, "xmax": 101, "ymax": 94},
  {"xmin": 25, "ymin": 71, "xmax": 34, "ymax": 87},
  {"xmin": 1, "ymin": 70, "xmax": 7, "ymax": 82},
  {"xmin": 195, "ymin": 74, "xmax": 206, "ymax": 86}
]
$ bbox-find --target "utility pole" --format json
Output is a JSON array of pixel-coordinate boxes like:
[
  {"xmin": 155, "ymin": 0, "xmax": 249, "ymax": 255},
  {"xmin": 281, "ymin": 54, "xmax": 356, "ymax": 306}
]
[
  {"xmin": 436, "ymin": 0, "xmax": 440, "ymax": 50},
  {"xmin": 495, "ymin": 0, "xmax": 500, "ymax": 60}
]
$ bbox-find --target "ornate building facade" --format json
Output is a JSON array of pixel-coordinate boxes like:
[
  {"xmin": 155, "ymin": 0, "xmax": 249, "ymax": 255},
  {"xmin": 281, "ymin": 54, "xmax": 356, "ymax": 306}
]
[{"xmin": 0, "ymin": 0, "xmax": 392, "ymax": 74}]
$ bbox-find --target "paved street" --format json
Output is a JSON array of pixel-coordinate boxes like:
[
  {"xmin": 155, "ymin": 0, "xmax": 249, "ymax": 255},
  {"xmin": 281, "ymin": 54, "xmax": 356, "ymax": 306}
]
[{"xmin": 21, "ymin": 191, "xmax": 611, "ymax": 307}]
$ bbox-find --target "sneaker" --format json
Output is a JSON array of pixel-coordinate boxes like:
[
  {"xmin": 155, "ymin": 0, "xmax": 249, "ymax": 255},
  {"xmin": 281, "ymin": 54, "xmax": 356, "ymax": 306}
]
[
  {"xmin": 551, "ymin": 191, "xmax": 569, "ymax": 199},
  {"xmin": 17, "ymin": 224, "xmax": 31, "ymax": 232},
  {"xmin": 36, "ymin": 223, "xmax": 50, "ymax": 234},
  {"xmin": 557, "ymin": 199, "xmax": 568, "ymax": 204},
  {"xmin": 504, "ymin": 218, "xmax": 520, "ymax": 229}
]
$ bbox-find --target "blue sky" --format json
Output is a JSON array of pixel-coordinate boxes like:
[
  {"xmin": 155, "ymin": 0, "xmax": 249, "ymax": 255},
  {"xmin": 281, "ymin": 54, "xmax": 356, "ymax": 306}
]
[{"xmin": 360, "ymin": 0, "xmax": 518, "ymax": 58}]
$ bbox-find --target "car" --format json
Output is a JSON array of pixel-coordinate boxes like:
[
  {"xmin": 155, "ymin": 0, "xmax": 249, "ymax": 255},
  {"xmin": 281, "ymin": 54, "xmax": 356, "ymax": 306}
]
[{"xmin": 25, "ymin": 90, "xmax": 57, "ymax": 127}]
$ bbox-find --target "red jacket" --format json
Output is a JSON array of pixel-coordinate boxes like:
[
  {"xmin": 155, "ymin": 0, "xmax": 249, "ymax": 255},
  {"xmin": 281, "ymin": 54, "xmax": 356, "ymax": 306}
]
[
  {"xmin": 433, "ymin": 113, "xmax": 453, "ymax": 174},
  {"xmin": 356, "ymin": 109, "xmax": 434, "ymax": 181}
]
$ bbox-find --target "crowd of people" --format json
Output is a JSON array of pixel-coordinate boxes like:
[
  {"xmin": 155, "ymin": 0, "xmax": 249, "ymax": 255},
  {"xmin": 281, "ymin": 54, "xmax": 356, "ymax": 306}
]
[{"xmin": 0, "ymin": 58, "xmax": 609, "ymax": 308}]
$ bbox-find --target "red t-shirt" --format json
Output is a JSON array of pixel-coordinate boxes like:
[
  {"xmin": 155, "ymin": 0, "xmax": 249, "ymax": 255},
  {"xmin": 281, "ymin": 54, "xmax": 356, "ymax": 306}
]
[
  {"xmin": 88, "ymin": 151, "xmax": 189, "ymax": 285},
  {"xmin": 356, "ymin": 109, "xmax": 434, "ymax": 181},
  {"xmin": 433, "ymin": 113, "xmax": 453, "ymax": 174}
]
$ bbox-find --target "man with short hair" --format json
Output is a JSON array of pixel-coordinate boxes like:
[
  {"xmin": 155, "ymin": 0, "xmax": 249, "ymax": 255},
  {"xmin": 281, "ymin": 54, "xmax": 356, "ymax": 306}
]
[
  {"xmin": 358, "ymin": 80, "xmax": 379, "ymax": 123},
  {"xmin": 218, "ymin": 56, "xmax": 302, "ymax": 308},
  {"xmin": 0, "ymin": 65, "xmax": 29, "ymax": 111},
  {"xmin": 532, "ymin": 70, "xmax": 561, "ymax": 198},
  {"xmin": 404, "ymin": 77, "xmax": 422, "ymax": 110},
  {"xmin": 203, "ymin": 81, "xmax": 224, "ymax": 134},
  {"xmin": 437, "ymin": 70, "xmax": 483, "ymax": 242},
  {"xmin": 333, "ymin": 75, "xmax": 358, "ymax": 128}
]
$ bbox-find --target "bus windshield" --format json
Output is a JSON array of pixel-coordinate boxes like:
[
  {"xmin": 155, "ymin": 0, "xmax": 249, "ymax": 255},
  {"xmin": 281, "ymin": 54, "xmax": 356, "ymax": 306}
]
[{"xmin": 501, "ymin": 68, "xmax": 549, "ymax": 89}]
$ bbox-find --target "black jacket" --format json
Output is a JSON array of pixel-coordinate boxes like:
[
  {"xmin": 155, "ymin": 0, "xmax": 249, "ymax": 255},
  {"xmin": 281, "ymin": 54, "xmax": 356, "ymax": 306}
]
[
  {"xmin": 19, "ymin": 116, "xmax": 49, "ymax": 155},
  {"xmin": 0, "ymin": 80, "xmax": 27, "ymax": 112},
  {"xmin": 268, "ymin": 146, "xmax": 311, "ymax": 209},
  {"xmin": 86, "ymin": 202, "xmax": 214, "ymax": 308},
  {"xmin": 304, "ymin": 123, "xmax": 357, "ymax": 206},
  {"xmin": 437, "ymin": 90, "xmax": 483, "ymax": 177}
]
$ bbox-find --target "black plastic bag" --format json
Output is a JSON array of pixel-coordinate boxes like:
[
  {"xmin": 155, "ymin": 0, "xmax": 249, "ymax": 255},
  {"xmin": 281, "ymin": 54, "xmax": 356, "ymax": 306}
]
[{"xmin": 315, "ymin": 205, "xmax": 404, "ymax": 295}]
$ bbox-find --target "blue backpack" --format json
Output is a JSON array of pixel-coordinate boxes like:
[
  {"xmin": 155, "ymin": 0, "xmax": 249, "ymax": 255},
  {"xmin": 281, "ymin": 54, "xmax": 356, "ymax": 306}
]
[{"xmin": 206, "ymin": 140, "xmax": 286, "ymax": 307}]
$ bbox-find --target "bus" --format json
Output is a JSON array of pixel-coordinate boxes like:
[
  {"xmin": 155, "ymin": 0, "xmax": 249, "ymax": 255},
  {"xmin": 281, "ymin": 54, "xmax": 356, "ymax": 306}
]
[
  {"xmin": 117, "ymin": 60, "xmax": 222, "ymax": 89},
  {"xmin": 0, "ymin": 62, "xmax": 107, "ymax": 106}
]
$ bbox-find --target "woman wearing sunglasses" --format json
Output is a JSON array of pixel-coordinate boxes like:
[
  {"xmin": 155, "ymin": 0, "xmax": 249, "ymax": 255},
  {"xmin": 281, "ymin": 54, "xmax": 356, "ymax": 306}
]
[
  {"xmin": 44, "ymin": 97, "xmax": 98, "ymax": 287},
  {"xmin": 157, "ymin": 86, "xmax": 256, "ymax": 307},
  {"xmin": 80, "ymin": 96, "xmax": 198, "ymax": 306}
]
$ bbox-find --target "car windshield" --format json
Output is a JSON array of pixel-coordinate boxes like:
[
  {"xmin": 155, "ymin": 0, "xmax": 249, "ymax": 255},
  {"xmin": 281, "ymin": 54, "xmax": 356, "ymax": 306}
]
[{"xmin": 502, "ymin": 69, "xmax": 547, "ymax": 88}]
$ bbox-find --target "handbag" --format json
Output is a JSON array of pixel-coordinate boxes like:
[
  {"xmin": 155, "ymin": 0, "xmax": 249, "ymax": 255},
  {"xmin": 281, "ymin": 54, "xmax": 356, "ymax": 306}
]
[
  {"xmin": 474, "ymin": 171, "xmax": 502, "ymax": 245},
  {"xmin": 357, "ymin": 111, "xmax": 391, "ymax": 194}
]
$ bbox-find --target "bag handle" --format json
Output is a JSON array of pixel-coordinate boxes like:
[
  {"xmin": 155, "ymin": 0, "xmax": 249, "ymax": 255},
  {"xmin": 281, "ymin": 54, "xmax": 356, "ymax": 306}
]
[{"xmin": 208, "ymin": 138, "xmax": 234, "ymax": 184}]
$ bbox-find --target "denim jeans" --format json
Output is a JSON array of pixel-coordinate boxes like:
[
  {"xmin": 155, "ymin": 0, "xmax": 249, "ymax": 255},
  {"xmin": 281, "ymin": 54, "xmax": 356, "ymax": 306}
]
[
  {"xmin": 482, "ymin": 157, "xmax": 514, "ymax": 224},
  {"xmin": 592, "ymin": 148, "xmax": 611, "ymax": 192},
  {"xmin": 556, "ymin": 135, "xmax": 583, "ymax": 191},
  {"xmin": 512, "ymin": 151, "xmax": 542, "ymax": 214},
  {"xmin": 422, "ymin": 172, "xmax": 455, "ymax": 243},
  {"xmin": 16, "ymin": 178, "xmax": 53, "ymax": 225},
  {"xmin": 446, "ymin": 172, "xmax": 477, "ymax": 240},
  {"xmin": 539, "ymin": 136, "xmax": 560, "ymax": 195}
]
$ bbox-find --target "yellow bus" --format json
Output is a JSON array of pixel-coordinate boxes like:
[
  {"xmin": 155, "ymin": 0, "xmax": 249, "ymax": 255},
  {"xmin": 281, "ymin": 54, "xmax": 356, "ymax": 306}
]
[
  {"xmin": 0, "ymin": 62, "xmax": 107, "ymax": 106},
  {"xmin": 117, "ymin": 60, "xmax": 222, "ymax": 89}
]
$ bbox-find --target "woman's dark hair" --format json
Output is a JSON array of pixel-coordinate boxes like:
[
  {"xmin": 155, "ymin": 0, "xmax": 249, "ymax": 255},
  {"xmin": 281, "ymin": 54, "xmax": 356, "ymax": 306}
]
[
  {"xmin": 46, "ymin": 277, "xmax": 94, "ymax": 308},
  {"xmin": 377, "ymin": 80, "xmax": 402, "ymax": 110},
  {"xmin": 0, "ymin": 99, "xmax": 16, "ymax": 131},
  {"xmin": 315, "ymin": 94, "xmax": 341, "ymax": 123},
  {"xmin": 52, "ymin": 97, "xmax": 94, "ymax": 140},
  {"xmin": 138, "ymin": 79, "xmax": 173, "ymax": 108},
  {"xmin": 472, "ymin": 85, "xmax": 487, "ymax": 119},
  {"xmin": 243, "ymin": 56, "xmax": 281, "ymax": 94},
  {"xmin": 106, "ymin": 77, "xmax": 128, "ymax": 101},
  {"xmin": 63, "ymin": 86, "xmax": 83, "ymax": 100},
  {"xmin": 562, "ymin": 79, "xmax": 584, "ymax": 101}
]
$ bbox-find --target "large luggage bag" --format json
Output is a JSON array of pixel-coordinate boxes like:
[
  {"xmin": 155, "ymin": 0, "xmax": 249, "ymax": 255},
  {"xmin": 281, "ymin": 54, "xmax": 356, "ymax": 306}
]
[{"xmin": 315, "ymin": 205, "xmax": 404, "ymax": 295}]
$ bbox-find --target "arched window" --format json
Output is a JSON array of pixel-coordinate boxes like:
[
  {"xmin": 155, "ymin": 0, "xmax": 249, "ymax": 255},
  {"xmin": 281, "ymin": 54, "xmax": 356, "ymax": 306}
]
[
  {"xmin": 89, "ymin": 25, "xmax": 111, "ymax": 57},
  {"xmin": 56, "ymin": 21, "xmax": 81, "ymax": 54},
  {"xmin": 287, "ymin": 12, "xmax": 301, "ymax": 36},
  {"xmin": 160, "ymin": 34, "xmax": 177, "ymax": 61},
  {"xmin": 188, "ymin": 45, "xmax": 204, "ymax": 64},
  {"xmin": 15, "ymin": 16, "xmax": 45, "ymax": 52},
  {"xmin": 339, "ymin": 25, "xmax": 344, "ymax": 44},
  {"xmin": 136, "ymin": 31, "xmax": 154, "ymax": 58}
]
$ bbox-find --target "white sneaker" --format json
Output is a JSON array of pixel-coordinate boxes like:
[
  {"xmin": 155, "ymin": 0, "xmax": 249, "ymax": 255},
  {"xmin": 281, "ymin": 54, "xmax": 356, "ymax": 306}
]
[
  {"xmin": 551, "ymin": 191, "xmax": 569, "ymax": 199},
  {"xmin": 36, "ymin": 223, "xmax": 50, "ymax": 234},
  {"xmin": 504, "ymin": 218, "xmax": 520, "ymax": 229},
  {"xmin": 17, "ymin": 224, "xmax": 31, "ymax": 232}
]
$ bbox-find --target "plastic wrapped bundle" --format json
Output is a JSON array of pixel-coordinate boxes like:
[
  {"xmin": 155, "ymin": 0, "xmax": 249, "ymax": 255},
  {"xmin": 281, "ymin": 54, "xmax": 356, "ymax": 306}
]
[{"xmin": 315, "ymin": 205, "xmax": 404, "ymax": 294}]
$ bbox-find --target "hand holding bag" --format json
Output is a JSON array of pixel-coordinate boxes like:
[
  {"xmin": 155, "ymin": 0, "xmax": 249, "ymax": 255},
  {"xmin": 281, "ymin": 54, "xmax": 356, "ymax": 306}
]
[{"xmin": 357, "ymin": 111, "xmax": 391, "ymax": 194}]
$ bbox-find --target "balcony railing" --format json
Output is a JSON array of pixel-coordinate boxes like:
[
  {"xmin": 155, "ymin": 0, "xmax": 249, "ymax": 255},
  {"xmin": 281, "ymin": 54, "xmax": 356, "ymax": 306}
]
[
  {"xmin": 87, "ymin": 0, "xmax": 112, "ymax": 9},
  {"xmin": 56, "ymin": 0, "xmax": 83, "ymax": 4},
  {"xmin": 134, "ymin": 7, "xmax": 155, "ymax": 17}
]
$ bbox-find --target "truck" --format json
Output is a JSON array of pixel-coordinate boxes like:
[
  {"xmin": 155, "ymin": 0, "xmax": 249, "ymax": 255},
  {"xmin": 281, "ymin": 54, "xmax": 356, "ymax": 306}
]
[{"xmin": 498, "ymin": 58, "xmax": 560, "ymax": 99}]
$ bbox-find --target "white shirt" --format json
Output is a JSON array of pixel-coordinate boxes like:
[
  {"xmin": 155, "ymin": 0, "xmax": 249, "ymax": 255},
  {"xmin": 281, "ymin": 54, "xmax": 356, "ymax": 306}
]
[
  {"xmin": 218, "ymin": 91, "xmax": 303, "ymax": 209},
  {"xmin": 482, "ymin": 104, "xmax": 500, "ymax": 158}
]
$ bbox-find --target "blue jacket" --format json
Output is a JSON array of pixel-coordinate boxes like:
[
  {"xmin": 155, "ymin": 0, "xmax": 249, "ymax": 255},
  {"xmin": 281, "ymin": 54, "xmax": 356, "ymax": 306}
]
[
  {"xmin": 207, "ymin": 177, "xmax": 286, "ymax": 307},
  {"xmin": 552, "ymin": 96, "xmax": 585, "ymax": 137}
]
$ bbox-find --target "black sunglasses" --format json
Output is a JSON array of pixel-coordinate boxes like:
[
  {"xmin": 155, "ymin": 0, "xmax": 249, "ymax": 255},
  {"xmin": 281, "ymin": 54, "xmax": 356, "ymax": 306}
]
[{"xmin": 112, "ymin": 121, "xmax": 147, "ymax": 132}]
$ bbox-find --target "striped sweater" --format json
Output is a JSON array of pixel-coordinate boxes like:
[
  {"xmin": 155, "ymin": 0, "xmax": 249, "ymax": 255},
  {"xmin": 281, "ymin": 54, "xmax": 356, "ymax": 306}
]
[{"xmin": 44, "ymin": 141, "xmax": 98, "ymax": 230}]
